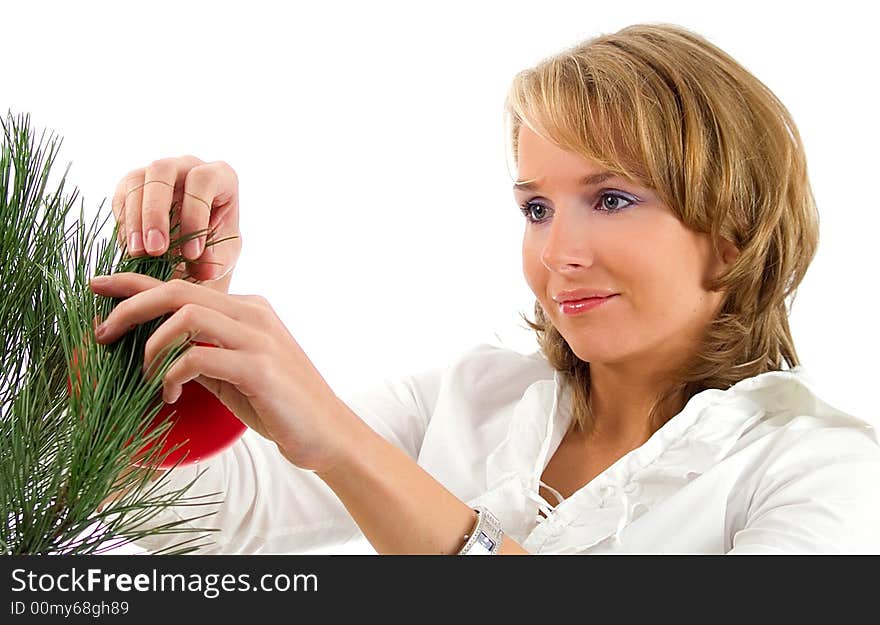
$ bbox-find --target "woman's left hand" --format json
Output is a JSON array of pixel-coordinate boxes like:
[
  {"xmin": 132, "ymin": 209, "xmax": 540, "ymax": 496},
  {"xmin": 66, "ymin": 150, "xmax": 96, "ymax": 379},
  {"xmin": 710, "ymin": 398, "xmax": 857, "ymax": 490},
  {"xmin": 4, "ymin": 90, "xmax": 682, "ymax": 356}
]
[{"xmin": 89, "ymin": 271, "xmax": 354, "ymax": 473}]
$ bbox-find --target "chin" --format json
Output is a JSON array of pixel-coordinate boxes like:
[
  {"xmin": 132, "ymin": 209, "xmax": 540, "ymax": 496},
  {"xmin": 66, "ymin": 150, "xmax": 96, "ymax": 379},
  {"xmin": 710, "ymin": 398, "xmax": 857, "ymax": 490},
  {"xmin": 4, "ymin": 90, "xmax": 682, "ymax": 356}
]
[{"xmin": 559, "ymin": 332, "xmax": 629, "ymax": 365}]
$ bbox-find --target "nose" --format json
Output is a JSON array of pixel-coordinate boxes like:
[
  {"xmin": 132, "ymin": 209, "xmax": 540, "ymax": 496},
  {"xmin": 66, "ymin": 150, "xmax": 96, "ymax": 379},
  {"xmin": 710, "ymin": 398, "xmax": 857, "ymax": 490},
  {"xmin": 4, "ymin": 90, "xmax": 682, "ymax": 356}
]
[{"xmin": 540, "ymin": 205, "xmax": 594, "ymax": 273}]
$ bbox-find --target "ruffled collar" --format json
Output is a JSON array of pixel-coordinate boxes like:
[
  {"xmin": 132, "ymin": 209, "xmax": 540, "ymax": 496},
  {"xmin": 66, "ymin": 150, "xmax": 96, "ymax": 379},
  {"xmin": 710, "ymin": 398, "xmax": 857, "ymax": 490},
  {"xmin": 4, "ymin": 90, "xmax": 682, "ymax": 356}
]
[{"xmin": 465, "ymin": 364, "xmax": 873, "ymax": 553}]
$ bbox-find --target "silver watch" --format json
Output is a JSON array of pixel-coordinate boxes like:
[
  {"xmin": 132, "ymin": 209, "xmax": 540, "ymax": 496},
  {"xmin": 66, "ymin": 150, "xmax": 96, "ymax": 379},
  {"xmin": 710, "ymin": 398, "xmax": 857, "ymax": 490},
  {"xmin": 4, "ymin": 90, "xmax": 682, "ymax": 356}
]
[{"xmin": 457, "ymin": 506, "xmax": 503, "ymax": 555}]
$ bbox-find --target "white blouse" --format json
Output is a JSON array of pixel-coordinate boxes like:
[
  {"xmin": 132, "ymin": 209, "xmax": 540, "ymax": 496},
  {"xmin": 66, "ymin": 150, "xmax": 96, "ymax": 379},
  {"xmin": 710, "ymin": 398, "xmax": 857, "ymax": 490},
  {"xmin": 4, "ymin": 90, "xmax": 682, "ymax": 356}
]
[{"xmin": 133, "ymin": 342, "xmax": 880, "ymax": 555}]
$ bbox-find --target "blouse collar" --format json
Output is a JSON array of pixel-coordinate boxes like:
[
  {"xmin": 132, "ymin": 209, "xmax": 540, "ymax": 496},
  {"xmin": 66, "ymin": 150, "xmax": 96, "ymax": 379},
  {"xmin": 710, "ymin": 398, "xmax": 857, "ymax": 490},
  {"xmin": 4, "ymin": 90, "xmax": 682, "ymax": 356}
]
[{"xmin": 468, "ymin": 363, "xmax": 876, "ymax": 553}]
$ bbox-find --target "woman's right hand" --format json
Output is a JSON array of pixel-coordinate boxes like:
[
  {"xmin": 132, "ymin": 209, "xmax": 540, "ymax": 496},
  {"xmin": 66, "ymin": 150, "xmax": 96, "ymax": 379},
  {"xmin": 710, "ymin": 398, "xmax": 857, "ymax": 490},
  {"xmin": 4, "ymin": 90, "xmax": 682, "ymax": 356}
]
[{"xmin": 110, "ymin": 155, "xmax": 243, "ymax": 285}]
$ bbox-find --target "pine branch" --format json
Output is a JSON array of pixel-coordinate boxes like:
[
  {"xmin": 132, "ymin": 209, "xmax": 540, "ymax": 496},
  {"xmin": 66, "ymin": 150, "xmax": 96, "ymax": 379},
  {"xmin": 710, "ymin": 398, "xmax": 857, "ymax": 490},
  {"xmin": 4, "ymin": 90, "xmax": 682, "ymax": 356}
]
[{"xmin": 0, "ymin": 111, "xmax": 235, "ymax": 554}]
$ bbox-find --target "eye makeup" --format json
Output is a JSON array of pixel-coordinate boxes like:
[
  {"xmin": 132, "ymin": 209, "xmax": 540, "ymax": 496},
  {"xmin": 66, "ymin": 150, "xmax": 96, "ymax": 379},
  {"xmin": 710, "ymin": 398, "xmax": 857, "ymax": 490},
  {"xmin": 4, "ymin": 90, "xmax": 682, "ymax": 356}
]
[{"xmin": 518, "ymin": 189, "xmax": 640, "ymax": 224}]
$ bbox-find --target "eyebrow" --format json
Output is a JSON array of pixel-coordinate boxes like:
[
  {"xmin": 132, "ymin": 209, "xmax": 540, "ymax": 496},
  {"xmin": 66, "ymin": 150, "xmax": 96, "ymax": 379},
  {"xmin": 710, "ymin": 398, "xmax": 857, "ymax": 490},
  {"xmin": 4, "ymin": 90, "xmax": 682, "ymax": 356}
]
[{"xmin": 513, "ymin": 171, "xmax": 619, "ymax": 192}]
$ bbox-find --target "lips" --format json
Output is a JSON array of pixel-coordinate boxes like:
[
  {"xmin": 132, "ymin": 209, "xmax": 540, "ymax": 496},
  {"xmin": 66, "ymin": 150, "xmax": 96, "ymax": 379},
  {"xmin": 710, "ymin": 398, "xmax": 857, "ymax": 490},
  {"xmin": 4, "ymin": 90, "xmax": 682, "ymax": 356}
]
[
  {"xmin": 552, "ymin": 289, "xmax": 619, "ymax": 303},
  {"xmin": 557, "ymin": 294, "xmax": 616, "ymax": 315}
]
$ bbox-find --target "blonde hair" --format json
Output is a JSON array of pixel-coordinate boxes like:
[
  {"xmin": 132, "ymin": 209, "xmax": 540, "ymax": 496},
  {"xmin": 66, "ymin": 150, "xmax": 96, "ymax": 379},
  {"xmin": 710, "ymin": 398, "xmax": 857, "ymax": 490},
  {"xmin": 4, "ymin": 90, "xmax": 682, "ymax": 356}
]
[{"xmin": 504, "ymin": 23, "xmax": 820, "ymax": 437}]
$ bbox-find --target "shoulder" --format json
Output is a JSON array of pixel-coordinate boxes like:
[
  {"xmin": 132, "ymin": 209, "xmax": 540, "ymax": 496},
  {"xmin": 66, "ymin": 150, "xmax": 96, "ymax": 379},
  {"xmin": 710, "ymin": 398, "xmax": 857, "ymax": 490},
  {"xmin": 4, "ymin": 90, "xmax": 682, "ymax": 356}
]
[
  {"xmin": 686, "ymin": 365, "xmax": 880, "ymax": 506},
  {"xmin": 717, "ymin": 369, "xmax": 880, "ymax": 552},
  {"xmin": 448, "ymin": 341, "xmax": 550, "ymax": 371},
  {"xmin": 443, "ymin": 342, "xmax": 556, "ymax": 403},
  {"xmin": 724, "ymin": 365, "xmax": 880, "ymax": 455},
  {"xmin": 726, "ymin": 368, "xmax": 880, "ymax": 513}
]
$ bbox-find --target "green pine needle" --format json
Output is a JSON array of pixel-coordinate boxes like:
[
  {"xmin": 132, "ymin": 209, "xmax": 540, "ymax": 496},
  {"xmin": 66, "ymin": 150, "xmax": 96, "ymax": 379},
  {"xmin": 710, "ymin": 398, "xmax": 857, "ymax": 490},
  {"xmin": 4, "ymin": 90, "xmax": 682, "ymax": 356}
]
[{"xmin": 0, "ymin": 110, "xmax": 237, "ymax": 555}]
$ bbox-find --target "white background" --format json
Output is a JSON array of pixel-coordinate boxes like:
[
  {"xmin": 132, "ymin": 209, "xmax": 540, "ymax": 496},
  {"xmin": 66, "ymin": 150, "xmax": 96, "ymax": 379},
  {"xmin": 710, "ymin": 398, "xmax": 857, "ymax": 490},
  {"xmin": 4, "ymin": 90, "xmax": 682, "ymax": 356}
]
[{"xmin": 3, "ymin": 1, "xmax": 877, "ymax": 554}]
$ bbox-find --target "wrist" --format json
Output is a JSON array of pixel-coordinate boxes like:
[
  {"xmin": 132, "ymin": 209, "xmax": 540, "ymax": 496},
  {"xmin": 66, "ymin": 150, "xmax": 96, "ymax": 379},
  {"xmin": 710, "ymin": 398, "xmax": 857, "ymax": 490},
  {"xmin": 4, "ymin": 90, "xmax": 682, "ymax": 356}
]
[
  {"xmin": 312, "ymin": 399, "xmax": 374, "ymax": 484},
  {"xmin": 273, "ymin": 396, "xmax": 370, "ymax": 477}
]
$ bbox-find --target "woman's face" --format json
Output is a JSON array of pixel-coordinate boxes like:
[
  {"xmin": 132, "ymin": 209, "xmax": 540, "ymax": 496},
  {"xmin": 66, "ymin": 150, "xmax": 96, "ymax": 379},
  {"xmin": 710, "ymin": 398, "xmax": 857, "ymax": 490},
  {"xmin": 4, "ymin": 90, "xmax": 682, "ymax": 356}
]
[{"xmin": 517, "ymin": 124, "xmax": 735, "ymax": 372}]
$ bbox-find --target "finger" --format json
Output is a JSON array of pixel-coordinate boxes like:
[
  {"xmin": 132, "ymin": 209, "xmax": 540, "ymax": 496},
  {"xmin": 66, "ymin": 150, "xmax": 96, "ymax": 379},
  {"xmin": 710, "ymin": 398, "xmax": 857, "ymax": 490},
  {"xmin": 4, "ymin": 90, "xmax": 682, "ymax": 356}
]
[
  {"xmin": 188, "ymin": 224, "xmax": 243, "ymax": 283},
  {"xmin": 140, "ymin": 159, "xmax": 178, "ymax": 256},
  {"xmin": 89, "ymin": 275, "xmax": 257, "ymax": 344},
  {"xmin": 143, "ymin": 304, "xmax": 258, "ymax": 379},
  {"xmin": 180, "ymin": 161, "xmax": 239, "ymax": 277},
  {"xmin": 90, "ymin": 271, "xmax": 165, "ymax": 294},
  {"xmin": 123, "ymin": 170, "xmax": 146, "ymax": 256},
  {"xmin": 161, "ymin": 346, "xmax": 258, "ymax": 406},
  {"xmin": 200, "ymin": 181, "xmax": 242, "ymax": 282},
  {"xmin": 179, "ymin": 164, "xmax": 214, "ymax": 261},
  {"xmin": 142, "ymin": 155, "xmax": 205, "ymax": 258}
]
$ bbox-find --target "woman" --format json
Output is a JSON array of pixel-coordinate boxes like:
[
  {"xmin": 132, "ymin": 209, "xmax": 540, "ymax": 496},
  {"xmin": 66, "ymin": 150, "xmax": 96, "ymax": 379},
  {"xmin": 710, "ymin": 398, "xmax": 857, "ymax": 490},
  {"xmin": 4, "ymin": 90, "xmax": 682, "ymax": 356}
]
[{"xmin": 91, "ymin": 23, "xmax": 880, "ymax": 554}]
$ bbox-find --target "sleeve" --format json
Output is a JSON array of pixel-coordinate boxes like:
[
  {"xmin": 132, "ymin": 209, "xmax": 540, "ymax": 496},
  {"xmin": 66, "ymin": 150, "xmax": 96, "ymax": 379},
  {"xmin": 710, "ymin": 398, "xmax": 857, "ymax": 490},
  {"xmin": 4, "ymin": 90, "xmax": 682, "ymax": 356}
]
[
  {"xmin": 727, "ymin": 425, "xmax": 880, "ymax": 554},
  {"xmin": 130, "ymin": 364, "xmax": 445, "ymax": 554}
]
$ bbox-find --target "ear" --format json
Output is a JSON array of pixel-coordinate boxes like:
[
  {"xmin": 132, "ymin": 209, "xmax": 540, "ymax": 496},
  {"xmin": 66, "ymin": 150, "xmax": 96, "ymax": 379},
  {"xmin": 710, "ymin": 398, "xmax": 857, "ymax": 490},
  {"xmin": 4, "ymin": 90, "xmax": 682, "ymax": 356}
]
[
  {"xmin": 708, "ymin": 236, "xmax": 740, "ymax": 283},
  {"xmin": 718, "ymin": 237, "xmax": 740, "ymax": 267}
]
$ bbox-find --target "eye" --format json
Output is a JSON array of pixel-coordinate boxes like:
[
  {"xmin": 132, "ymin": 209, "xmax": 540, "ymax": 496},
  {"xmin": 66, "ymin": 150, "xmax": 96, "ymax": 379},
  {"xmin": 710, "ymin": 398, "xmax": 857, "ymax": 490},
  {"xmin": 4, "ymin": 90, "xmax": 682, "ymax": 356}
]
[
  {"xmin": 598, "ymin": 191, "xmax": 637, "ymax": 212},
  {"xmin": 519, "ymin": 201, "xmax": 549, "ymax": 223},
  {"xmin": 518, "ymin": 190, "xmax": 638, "ymax": 224}
]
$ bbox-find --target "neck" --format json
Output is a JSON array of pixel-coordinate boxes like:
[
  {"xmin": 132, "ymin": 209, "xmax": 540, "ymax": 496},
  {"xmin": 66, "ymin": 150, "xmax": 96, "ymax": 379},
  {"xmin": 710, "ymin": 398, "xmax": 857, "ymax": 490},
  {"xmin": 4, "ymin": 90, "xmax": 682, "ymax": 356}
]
[{"xmin": 584, "ymin": 360, "xmax": 687, "ymax": 448}]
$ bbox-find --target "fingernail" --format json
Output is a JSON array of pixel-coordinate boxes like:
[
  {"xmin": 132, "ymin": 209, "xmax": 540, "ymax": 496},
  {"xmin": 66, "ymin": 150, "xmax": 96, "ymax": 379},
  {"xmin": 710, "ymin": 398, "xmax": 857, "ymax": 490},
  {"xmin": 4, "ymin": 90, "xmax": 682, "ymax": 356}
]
[
  {"xmin": 95, "ymin": 323, "xmax": 107, "ymax": 339},
  {"xmin": 90, "ymin": 275, "xmax": 109, "ymax": 284},
  {"xmin": 164, "ymin": 385, "xmax": 180, "ymax": 404},
  {"xmin": 129, "ymin": 231, "xmax": 143, "ymax": 253},
  {"xmin": 184, "ymin": 237, "xmax": 201, "ymax": 259},
  {"xmin": 146, "ymin": 229, "xmax": 165, "ymax": 254}
]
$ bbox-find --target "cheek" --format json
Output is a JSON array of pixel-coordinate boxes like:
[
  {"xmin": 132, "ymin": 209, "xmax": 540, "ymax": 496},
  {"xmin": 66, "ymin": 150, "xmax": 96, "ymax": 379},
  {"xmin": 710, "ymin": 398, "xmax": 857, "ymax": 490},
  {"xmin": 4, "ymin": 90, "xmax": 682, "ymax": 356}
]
[
  {"xmin": 629, "ymin": 234, "xmax": 716, "ymax": 324},
  {"xmin": 521, "ymin": 238, "xmax": 543, "ymax": 292}
]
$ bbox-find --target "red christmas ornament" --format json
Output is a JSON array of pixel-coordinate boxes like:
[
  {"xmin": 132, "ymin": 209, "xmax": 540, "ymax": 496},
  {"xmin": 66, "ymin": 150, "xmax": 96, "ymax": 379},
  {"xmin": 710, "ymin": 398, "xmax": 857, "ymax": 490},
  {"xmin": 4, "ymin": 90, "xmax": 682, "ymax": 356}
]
[{"xmin": 67, "ymin": 339, "xmax": 246, "ymax": 469}]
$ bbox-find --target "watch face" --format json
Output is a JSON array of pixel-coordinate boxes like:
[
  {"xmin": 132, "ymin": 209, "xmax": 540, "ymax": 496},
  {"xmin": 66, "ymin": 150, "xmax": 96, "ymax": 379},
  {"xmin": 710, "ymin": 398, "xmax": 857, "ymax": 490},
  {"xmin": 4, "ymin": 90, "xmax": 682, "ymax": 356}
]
[{"xmin": 477, "ymin": 532, "xmax": 497, "ymax": 551}]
